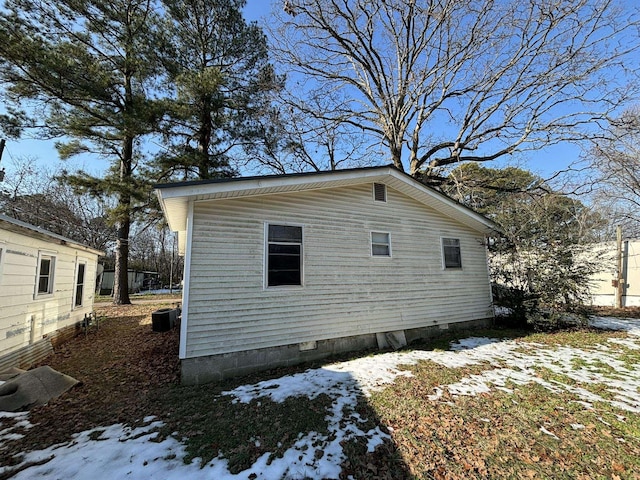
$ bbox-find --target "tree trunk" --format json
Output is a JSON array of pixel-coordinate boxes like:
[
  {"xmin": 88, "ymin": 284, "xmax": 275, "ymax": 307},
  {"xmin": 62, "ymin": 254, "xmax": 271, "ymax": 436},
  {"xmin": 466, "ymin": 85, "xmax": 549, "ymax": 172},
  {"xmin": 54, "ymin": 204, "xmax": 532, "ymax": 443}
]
[
  {"xmin": 112, "ymin": 214, "xmax": 131, "ymax": 304},
  {"xmin": 112, "ymin": 135, "xmax": 134, "ymax": 305},
  {"xmin": 390, "ymin": 145, "xmax": 404, "ymax": 172},
  {"xmin": 409, "ymin": 156, "xmax": 421, "ymax": 177},
  {"xmin": 197, "ymin": 94, "xmax": 213, "ymax": 179}
]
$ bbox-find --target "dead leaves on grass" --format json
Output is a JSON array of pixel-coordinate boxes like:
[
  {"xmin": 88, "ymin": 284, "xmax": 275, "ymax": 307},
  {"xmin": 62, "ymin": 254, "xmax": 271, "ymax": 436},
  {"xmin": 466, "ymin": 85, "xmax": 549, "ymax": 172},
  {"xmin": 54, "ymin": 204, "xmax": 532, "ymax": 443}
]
[
  {"xmin": 0, "ymin": 303, "xmax": 180, "ymax": 465},
  {"xmin": 367, "ymin": 360, "xmax": 640, "ymax": 480}
]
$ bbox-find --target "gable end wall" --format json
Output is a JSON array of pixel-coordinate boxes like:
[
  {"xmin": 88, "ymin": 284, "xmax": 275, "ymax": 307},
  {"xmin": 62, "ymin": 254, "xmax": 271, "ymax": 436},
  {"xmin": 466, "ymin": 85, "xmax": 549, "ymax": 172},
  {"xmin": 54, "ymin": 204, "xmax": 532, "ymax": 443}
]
[{"xmin": 184, "ymin": 183, "xmax": 493, "ymax": 363}]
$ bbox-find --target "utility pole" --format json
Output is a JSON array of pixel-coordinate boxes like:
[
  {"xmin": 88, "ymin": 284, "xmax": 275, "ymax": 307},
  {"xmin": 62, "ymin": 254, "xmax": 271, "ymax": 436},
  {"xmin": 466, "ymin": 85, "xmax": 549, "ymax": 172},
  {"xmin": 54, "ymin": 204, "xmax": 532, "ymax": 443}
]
[{"xmin": 616, "ymin": 225, "xmax": 623, "ymax": 309}]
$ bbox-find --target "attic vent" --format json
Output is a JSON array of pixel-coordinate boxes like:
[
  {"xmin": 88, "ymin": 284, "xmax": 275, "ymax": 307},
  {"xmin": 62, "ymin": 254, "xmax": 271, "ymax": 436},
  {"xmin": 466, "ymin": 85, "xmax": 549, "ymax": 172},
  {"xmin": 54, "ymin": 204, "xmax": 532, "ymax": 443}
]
[{"xmin": 373, "ymin": 183, "xmax": 387, "ymax": 202}]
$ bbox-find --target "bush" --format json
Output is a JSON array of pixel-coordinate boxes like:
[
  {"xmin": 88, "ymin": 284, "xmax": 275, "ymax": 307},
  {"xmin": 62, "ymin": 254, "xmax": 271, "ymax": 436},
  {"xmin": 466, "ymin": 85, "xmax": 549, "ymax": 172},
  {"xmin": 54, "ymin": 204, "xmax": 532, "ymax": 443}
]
[{"xmin": 492, "ymin": 284, "xmax": 588, "ymax": 331}]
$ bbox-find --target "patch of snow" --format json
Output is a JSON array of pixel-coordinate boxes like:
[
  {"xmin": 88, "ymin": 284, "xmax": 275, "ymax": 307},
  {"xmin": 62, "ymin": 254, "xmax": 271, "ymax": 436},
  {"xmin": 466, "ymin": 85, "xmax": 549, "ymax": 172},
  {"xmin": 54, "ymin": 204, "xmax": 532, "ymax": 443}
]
[
  {"xmin": 450, "ymin": 337, "xmax": 502, "ymax": 351},
  {"xmin": 1, "ymin": 421, "xmax": 192, "ymax": 480},
  {"xmin": 539, "ymin": 426, "xmax": 559, "ymax": 439},
  {"xmin": 494, "ymin": 306, "xmax": 513, "ymax": 316},
  {"xmin": 0, "ymin": 411, "xmax": 33, "ymax": 443},
  {"xmin": 589, "ymin": 316, "xmax": 640, "ymax": 336}
]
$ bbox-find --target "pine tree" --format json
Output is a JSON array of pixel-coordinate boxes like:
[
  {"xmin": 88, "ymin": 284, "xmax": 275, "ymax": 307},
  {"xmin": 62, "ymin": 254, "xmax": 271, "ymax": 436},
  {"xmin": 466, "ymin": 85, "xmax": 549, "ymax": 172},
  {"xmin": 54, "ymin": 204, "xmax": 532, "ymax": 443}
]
[
  {"xmin": 0, "ymin": 0, "xmax": 164, "ymax": 304},
  {"xmin": 155, "ymin": 0, "xmax": 280, "ymax": 181}
]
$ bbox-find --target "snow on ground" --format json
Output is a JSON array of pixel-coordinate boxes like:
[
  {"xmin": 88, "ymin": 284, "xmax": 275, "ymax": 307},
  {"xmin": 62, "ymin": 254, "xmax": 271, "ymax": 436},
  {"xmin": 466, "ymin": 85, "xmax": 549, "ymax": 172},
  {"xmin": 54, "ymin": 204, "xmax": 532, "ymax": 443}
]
[
  {"xmin": 1, "ymin": 316, "xmax": 639, "ymax": 479},
  {"xmin": 590, "ymin": 316, "xmax": 640, "ymax": 336},
  {"xmin": 0, "ymin": 411, "xmax": 32, "ymax": 443}
]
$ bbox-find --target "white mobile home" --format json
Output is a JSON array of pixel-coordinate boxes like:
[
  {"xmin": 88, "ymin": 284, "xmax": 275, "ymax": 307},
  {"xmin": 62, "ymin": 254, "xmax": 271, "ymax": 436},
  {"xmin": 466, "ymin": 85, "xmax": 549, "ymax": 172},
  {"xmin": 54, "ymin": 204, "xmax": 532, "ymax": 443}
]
[
  {"xmin": 99, "ymin": 269, "xmax": 159, "ymax": 295},
  {"xmin": 0, "ymin": 214, "xmax": 103, "ymax": 371},
  {"xmin": 156, "ymin": 166, "xmax": 499, "ymax": 384}
]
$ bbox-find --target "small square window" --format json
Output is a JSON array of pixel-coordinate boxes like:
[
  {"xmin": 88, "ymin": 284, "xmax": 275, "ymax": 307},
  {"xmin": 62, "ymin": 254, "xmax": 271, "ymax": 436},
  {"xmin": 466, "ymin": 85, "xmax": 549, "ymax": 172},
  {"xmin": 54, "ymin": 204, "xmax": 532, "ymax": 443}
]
[
  {"xmin": 371, "ymin": 232, "xmax": 391, "ymax": 256},
  {"xmin": 442, "ymin": 238, "xmax": 462, "ymax": 268}
]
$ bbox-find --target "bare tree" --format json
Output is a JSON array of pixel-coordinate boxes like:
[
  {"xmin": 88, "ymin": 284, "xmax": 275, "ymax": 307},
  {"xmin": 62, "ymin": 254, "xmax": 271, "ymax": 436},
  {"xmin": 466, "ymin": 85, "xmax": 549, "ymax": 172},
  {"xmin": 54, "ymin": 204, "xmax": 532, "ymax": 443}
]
[
  {"xmin": 128, "ymin": 222, "xmax": 183, "ymax": 288},
  {"xmin": 590, "ymin": 106, "xmax": 640, "ymax": 236},
  {"xmin": 270, "ymin": 0, "xmax": 640, "ymax": 176},
  {"xmin": 246, "ymin": 85, "xmax": 379, "ymax": 173},
  {"xmin": 0, "ymin": 156, "xmax": 115, "ymax": 250}
]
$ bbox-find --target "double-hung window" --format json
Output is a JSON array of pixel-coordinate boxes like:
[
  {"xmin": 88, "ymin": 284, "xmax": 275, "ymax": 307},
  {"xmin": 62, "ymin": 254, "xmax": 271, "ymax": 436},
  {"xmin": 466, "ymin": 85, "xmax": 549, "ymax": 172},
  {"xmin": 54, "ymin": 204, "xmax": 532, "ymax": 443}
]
[
  {"xmin": 74, "ymin": 261, "xmax": 86, "ymax": 307},
  {"xmin": 442, "ymin": 238, "xmax": 462, "ymax": 269},
  {"xmin": 37, "ymin": 253, "xmax": 56, "ymax": 295},
  {"xmin": 371, "ymin": 232, "xmax": 391, "ymax": 257},
  {"xmin": 267, "ymin": 224, "xmax": 303, "ymax": 287}
]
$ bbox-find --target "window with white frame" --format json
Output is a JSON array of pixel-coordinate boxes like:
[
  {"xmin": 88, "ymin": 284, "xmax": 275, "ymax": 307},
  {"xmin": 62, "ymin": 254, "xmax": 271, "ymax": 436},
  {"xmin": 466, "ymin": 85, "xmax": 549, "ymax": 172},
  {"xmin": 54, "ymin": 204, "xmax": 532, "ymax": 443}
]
[
  {"xmin": 37, "ymin": 253, "xmax": 56, "ymax": 295},
  {"xmin": 267, "ymin": 224, "xmax": 303, "ymax": 286},
  {"xmin": 442, "ymin": 238, "xmax": 462, "ymax": 268},
  {"xmin": 371, "ymin": 231, "xmax": 391, "ymax": 256},
  {"xmin": 74, "ymin": 261, "xmax": 86, "ymax": 307}
]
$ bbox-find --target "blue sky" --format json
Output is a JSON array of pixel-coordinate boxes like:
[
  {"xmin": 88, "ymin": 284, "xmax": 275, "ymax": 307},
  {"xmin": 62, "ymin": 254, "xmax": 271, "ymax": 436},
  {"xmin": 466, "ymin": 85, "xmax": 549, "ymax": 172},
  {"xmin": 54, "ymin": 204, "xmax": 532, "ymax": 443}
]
[
  {"xmin": 0, "ymin": 0, "xmax": 602, "ymax": 183},
  {"xmin": 0, "ymin": 0, "xmax": 276, "ymax": 178}
]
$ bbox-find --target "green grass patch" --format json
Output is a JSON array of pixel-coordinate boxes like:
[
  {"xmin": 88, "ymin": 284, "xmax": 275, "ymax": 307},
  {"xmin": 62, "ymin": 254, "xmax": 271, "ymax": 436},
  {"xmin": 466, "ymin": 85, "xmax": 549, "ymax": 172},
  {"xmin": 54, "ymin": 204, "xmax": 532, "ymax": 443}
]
[
  {"xmin": 526, "ymin": 328, "xmax": 628, "ymax": 348},
  {"xmin": 155, "ymin": 385, "xmax": 332, "ymax": 472}
]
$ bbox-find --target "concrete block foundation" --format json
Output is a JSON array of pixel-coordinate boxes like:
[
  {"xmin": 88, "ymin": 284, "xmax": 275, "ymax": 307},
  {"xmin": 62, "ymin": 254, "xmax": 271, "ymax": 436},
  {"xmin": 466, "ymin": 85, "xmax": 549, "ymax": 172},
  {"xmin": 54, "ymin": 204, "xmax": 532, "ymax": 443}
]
[{"xmin": 181, "ymin": 317, "xmax": 493, "ymax": 385}]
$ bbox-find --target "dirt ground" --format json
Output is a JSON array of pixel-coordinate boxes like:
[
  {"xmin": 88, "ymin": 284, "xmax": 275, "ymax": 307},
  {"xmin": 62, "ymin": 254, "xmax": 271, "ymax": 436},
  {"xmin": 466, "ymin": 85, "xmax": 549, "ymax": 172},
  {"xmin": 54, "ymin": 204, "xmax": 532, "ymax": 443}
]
[
  {"xmin": 587, "ymin": 305, "xmax": 640, "ymax": 318},
  {"xmin": 1, "ymin": 303, "xmax": 180, "ymax": 467},
  {"xmin": 2, "ymin": 302, "xmax": 639, "ymax": 478}
]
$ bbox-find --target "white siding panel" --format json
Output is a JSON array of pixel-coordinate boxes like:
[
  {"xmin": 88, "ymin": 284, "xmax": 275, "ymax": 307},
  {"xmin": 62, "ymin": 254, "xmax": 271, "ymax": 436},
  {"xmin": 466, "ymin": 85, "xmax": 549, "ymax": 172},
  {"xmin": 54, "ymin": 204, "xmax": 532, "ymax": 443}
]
[{"xmin": 186, "ymin": 184, "xmax": 492, "ymax": 358}]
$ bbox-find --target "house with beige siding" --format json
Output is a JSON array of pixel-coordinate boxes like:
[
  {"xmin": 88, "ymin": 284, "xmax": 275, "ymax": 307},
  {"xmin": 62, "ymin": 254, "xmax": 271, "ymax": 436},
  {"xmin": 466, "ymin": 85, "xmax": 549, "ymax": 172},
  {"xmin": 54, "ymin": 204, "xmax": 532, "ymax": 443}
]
[
  {"xmin": 0, "ymin": 214, "xmax": 102, "ymax": 371},
  {"xmin": 588, "ymin": 239, "xmax": 640, "ymax": 307},
  {"xmin": 156, "ymin": 165, "xmax": 499, "ymax": 384}
]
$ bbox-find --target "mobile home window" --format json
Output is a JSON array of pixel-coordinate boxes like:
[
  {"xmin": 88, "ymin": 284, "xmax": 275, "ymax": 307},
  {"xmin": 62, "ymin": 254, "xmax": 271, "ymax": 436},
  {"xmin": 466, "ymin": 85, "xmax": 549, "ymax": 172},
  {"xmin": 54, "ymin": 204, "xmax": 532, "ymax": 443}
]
[
  {"xmin": 37, "ymin": 254, "xmax": 56, "ymax": 295},
  {"xmin": 75, "ymin": 262, "xmax": 86, "ymax": 307},
  {"xmin": 442, "ymin": 238, "xmax": 462, "ymax": 268},
  {"xmin": 267, "ymin": 224, "xmax": 302, "ymax": 286},
  {"xmin": 371, "ymin": 232, "xmax": 391, "ymax": 257}
]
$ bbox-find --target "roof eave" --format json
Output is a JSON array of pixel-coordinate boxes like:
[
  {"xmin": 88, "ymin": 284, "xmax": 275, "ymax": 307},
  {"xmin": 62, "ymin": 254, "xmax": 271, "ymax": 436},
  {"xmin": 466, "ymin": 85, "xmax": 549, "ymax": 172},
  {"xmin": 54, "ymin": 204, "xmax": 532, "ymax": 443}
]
[
  {"xmin": 155, "ymin": 166, "xmax": 500, "ymax": 236},
  {"xmin": 0, "ymin": 215, "xmax": 105, "ymax": 256}
]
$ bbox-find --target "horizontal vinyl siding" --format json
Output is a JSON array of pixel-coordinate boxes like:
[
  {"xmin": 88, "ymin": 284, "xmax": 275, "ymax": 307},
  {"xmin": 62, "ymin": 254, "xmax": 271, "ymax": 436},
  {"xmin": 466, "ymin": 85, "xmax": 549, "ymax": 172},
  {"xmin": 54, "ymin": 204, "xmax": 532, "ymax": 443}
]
[
  {"xmin": 0, "ymin": 229, "xmax": 99, "ymax": 360},
  {"xmin": 186, "ymin": 184, "xmax": 492, "ymax": 358}
]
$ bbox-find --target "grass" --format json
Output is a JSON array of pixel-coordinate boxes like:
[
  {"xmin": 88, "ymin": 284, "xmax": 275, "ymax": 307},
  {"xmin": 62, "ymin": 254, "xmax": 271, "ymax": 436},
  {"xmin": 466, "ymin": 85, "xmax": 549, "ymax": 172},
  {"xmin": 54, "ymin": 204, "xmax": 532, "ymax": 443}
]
[
  {"xmin": 367, "ymin": 371, "xmax": 640, "ymax": 479},
  {"xmin": 94, "ymin": 292, "xmax": 182, "ymax": 303},
  {"xmin": 155, "ymin": 386, "xmax": 333, "ymax": 472},
  {"xmin": 1, "ymin": 302, "xmax": 639, "ymax": 479}
]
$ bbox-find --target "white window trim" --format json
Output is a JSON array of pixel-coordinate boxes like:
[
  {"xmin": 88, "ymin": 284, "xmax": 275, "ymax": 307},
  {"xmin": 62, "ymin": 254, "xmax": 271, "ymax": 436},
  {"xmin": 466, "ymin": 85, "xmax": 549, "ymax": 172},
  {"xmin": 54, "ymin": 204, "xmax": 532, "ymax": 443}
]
[
  {"xmin": 35, "ymin": 250, "xmax": 57, "ymax": 298},
  {"xmin": 441, "ymin": 236, "xmax": 463, "ymax": 270},
  {"xmin": 371, "ymin": 231, "xmax": 392, "ymax": 257},
  {"xmin": 264, "ymin": 222, "xmax": 305, "ymax": 289},
  {"xmin": 73, "ymin": 258, "xmax": 88, "ymax": 309}
]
